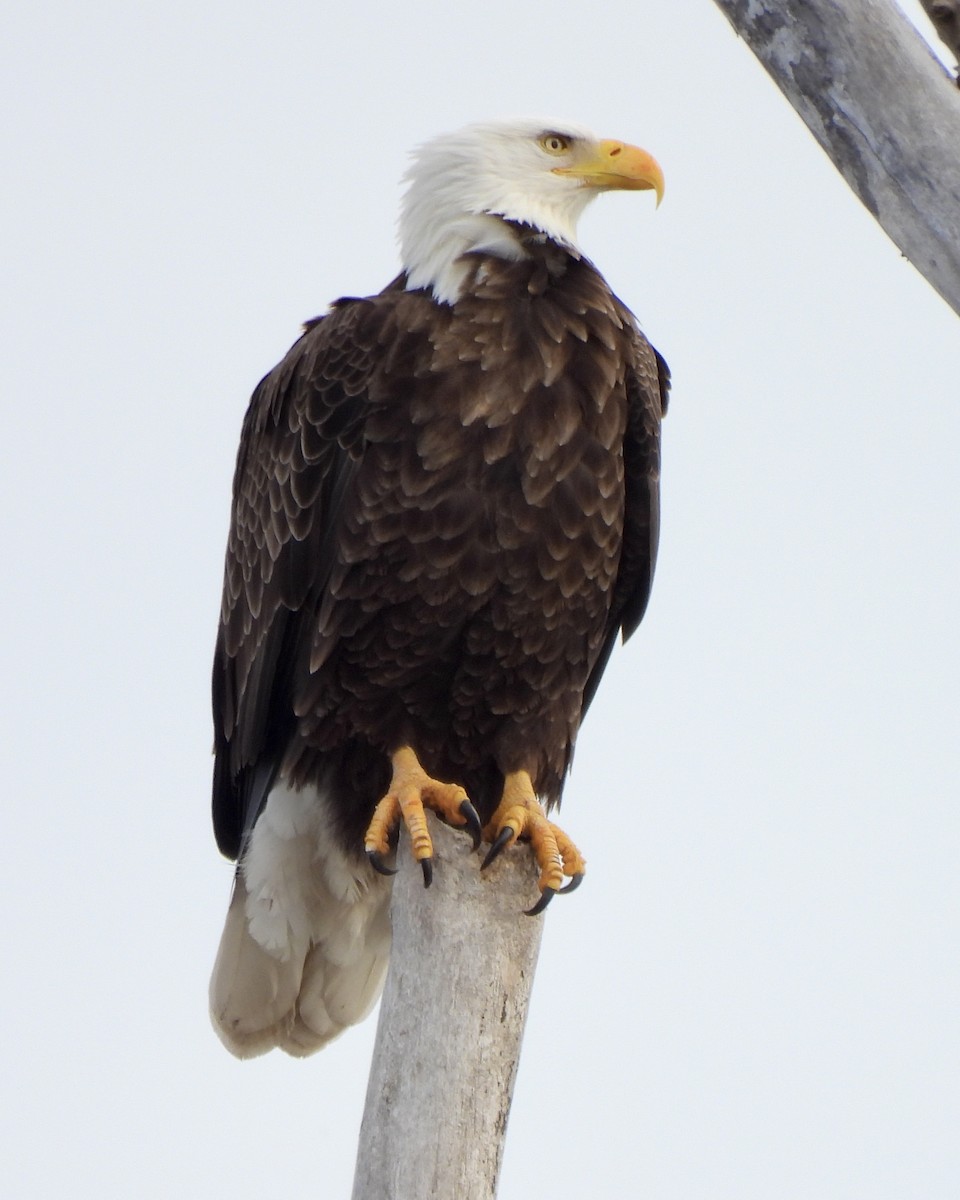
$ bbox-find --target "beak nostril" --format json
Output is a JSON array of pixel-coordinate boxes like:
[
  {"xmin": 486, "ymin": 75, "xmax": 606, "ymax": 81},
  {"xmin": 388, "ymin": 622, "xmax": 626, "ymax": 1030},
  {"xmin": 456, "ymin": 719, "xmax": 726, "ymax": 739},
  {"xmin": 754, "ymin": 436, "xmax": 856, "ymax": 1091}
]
[{"xmin": 609, "ymin": 146, "xmax": 621, "ymax": 157}]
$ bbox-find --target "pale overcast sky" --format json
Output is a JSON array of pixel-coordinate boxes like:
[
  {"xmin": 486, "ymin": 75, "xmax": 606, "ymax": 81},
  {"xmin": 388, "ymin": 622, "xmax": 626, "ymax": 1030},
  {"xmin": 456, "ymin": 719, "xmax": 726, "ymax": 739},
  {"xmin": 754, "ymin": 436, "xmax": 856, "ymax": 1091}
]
[{"xmin": 3, "ymin": 2, "xmax": 958, "ymax": 1197}]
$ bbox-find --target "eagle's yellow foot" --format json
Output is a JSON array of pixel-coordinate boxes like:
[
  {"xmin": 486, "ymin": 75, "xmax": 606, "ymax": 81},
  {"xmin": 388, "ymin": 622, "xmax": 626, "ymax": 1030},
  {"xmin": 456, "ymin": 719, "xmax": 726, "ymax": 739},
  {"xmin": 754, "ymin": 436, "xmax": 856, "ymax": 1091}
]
[
  {"xmin": 364, "ymin": 746, "xmax": 482, "ymax": 886},
  {"xmin": 481, "ymin": 770, "xmax": 586, "ymax": 915}
]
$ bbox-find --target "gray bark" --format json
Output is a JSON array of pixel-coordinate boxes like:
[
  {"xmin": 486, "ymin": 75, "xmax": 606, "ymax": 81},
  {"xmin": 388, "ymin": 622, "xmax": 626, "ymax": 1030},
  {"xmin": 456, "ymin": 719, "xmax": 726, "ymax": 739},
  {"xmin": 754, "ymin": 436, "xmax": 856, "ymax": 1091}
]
[
  {"xmin": 710, "ymin": 0, "xmax": 960, "ymax": 317},
  {"xmin": 351, "ymin": 817, "xmax": 545, "ymax": 1200}
]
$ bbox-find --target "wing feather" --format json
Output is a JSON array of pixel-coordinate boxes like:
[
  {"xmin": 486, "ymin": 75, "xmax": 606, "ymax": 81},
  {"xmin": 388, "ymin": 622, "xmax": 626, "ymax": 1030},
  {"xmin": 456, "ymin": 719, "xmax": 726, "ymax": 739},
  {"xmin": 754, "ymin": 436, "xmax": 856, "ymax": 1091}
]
[
  {"xmin": 581, "ymin": 330, "xmax": 669, "ymax": 716},
  {"xmin": 212, "ymin": 299, "xmax": 387, "ymax": 859}
]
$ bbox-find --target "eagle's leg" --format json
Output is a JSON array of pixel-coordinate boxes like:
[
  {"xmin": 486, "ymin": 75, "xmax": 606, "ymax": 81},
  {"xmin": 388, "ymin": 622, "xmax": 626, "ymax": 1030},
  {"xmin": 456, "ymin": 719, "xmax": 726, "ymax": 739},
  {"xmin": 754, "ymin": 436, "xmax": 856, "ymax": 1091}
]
[
  {"xmin": 364, "ymin": 745, "xmax": 482, "ymax": 886},
  {"xmin": 481, "ymin": 770, "xmax": 586, "ymax": 915}
]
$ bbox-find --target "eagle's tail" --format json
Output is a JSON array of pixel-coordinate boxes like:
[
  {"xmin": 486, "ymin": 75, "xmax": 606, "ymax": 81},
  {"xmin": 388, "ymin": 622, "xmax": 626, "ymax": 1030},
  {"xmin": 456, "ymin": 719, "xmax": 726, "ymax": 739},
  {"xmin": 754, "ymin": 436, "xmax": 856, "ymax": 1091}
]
[{"xmin": 209, "ymin": 781, "xmax": 391, "ymax": 1058}]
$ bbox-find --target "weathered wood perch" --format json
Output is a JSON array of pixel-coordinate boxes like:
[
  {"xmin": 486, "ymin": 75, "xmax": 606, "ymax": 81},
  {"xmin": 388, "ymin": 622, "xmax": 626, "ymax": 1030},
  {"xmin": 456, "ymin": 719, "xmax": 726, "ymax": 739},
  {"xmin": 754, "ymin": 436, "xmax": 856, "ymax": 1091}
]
[
  {"xmin": 351, "ymin": 817, "xmax": 545, "ymax": 1200},
  {"xmin": 710, "ymin": 0, "xmax": 960, "ymax": 318}
]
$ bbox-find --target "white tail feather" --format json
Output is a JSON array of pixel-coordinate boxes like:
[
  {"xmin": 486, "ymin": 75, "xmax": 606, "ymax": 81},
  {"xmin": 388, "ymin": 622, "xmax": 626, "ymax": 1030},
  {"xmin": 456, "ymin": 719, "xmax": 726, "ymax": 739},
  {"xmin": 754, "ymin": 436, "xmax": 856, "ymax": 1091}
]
[{"xmin": 209, "ymin": 781, "xmax": 391, "ymax": 1058}]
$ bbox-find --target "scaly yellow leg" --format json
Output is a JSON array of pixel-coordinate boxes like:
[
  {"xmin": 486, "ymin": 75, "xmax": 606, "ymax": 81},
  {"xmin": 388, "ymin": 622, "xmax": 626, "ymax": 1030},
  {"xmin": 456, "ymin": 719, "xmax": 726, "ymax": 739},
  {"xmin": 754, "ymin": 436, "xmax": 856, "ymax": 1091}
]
[
  {"xmin": 364, "ymin": 746, "xmax": 482, "ymax": 886},
  {"xmin": 481, "ymin": 770, "xmax": 586, "ymax": 914}
]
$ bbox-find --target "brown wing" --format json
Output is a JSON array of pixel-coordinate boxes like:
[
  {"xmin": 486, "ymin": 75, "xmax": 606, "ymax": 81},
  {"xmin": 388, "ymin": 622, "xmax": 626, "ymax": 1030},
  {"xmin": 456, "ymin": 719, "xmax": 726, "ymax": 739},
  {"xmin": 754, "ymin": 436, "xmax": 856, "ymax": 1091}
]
[
  {"xmin": 212, "ymin": 290, "xmax": 399, "ymax": 860},
  {"xmin": 581, "ymin": 328, "xmax": 669, "ymax": 715}
]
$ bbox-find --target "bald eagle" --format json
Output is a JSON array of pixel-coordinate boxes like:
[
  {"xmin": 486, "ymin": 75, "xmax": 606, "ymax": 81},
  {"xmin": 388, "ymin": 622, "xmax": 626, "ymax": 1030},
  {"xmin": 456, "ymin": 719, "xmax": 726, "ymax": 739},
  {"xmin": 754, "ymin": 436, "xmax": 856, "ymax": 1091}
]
[{"xmin": 210, "ymin": 119, "xmax": 669, "ymax": 1058}]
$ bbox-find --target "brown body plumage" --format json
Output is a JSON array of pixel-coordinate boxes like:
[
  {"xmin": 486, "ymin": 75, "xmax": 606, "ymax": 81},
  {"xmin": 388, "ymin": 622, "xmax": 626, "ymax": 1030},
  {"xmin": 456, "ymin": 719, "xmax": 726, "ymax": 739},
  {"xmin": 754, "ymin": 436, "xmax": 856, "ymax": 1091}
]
[{"xmin": 213, "ymin": 228, "xmax": 668, "ymax": 864}]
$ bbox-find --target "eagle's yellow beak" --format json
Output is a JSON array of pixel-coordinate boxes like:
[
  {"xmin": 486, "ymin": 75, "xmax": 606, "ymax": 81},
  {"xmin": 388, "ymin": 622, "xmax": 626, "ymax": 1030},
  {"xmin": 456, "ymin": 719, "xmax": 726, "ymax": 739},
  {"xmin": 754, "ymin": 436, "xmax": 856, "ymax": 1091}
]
[{"xmin": 555, "ymin": 139, "xmax": 664, "ymax": 206}]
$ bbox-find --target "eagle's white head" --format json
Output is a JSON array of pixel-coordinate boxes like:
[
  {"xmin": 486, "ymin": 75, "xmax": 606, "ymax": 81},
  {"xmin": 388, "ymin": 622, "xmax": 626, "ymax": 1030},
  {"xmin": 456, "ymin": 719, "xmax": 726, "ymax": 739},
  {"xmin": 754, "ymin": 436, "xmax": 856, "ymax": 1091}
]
[{"xmin": 399, "ymin": 118, "xmax": 664, "ymax": 305}]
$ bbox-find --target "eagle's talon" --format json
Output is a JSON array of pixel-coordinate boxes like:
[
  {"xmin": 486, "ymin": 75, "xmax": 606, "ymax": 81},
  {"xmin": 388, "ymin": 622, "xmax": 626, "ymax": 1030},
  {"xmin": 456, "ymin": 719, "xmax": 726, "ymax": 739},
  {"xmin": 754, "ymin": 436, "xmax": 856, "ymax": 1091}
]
[
  {"xmin": 525, "ymin": 887, "xmax": 556, "ymax": 916},
  {"xmin": 483, "ymin": 770, "xmax": 586, "ymax": 909},
  {"xmin": 559, "ymin": 872, "xmax": 584, "ymax": 895},
  {"xmin": 459, "ymin": 800, "xmax": 483, "ymax": 851},
  {"xmin": 367, "ymin": 849, "xmax": 398, "ymax": 877},
  {"xmin": 481, "ymin": 825, "xmax": 515, "ymax": 870},
  {"xmin": 364, "ymin": 746, "xmax": 478, "ymax": 885}
]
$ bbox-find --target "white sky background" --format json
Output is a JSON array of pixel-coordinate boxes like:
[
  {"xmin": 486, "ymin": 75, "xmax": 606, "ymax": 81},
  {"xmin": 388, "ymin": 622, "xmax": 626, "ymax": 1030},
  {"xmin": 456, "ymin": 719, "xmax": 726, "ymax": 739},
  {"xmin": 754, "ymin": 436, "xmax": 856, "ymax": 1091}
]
[{"xmin": 2, "ymin": 1, "xmax": 958, "ymax": 1196}]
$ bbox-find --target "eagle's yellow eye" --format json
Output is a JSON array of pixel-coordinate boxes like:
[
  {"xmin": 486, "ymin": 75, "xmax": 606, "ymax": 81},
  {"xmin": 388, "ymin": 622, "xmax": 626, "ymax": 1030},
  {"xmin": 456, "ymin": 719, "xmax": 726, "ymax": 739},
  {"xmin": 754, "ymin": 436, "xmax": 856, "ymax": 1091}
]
[{"xmin": 539, "ymin": 133, "xmax": 570, "ymax": 155}]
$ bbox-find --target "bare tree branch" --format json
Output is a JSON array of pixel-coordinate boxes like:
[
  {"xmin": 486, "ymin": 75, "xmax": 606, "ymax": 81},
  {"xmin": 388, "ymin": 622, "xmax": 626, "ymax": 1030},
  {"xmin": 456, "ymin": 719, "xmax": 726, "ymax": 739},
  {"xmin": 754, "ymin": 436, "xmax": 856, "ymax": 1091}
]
[
  {"xmin": 351, "ymin": 818, "xmax": 545, "ymax": 1200},
  {"xmin": 710, "ymin": 0, "xmax": 960, "ymax": 317}
]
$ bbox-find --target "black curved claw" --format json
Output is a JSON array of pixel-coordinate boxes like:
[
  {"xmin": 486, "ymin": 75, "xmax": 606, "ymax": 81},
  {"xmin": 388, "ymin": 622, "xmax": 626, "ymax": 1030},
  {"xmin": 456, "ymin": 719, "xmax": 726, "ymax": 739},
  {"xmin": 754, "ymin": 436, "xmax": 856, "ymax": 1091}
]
[
  {"xmin": 367, "ymin": 849, "xmax": 398, "ymax": 877},
  {"xmin": 458, "ymin": 800, "xmax": 483, "ymax": 852},
  {"xmin": 420, "ymin": 857, "xmax": 433, "ymax": 888},
  {"xmin": 525, "ymin": 887, "xmax": 557, "ymax": 916},
  {"xmin": 558, "ymin": 872, "xmax": 584, "ymax": 895},
  {"xmin": 481, "ymin": 826, "xmax": 514, "ymax": 871}
]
